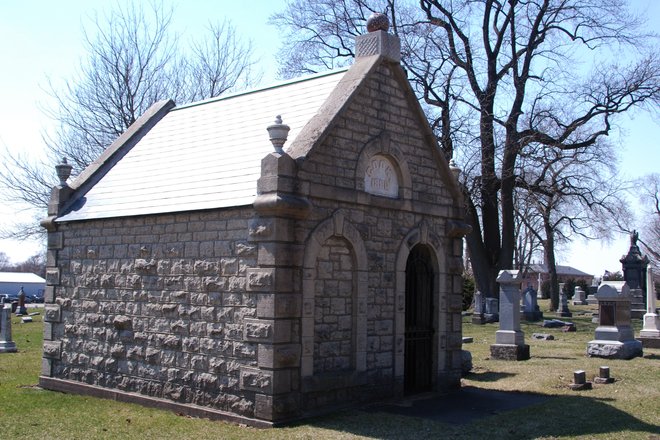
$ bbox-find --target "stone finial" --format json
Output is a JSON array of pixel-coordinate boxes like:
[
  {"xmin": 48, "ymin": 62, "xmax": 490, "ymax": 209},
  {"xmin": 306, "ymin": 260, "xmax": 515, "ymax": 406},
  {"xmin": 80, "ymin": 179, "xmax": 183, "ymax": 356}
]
[
  {"xmin": 366, "ymin": 12, "xmax": 389, "ymax": 33},
  {"xmin": 55, "ymin": 157, "xmax": 73, "ymax": 186},
  {"xmin": 266, "ymin": 115, "xmax": 290, "ymax": 154},
  {"xmin": 449, "ymin": 159, "xmax": 461, "ymax": 181}
]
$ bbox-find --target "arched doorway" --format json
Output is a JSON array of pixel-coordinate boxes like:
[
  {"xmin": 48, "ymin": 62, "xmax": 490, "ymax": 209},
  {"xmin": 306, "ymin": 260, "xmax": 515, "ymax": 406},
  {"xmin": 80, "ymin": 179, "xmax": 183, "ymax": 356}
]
[{"xmin": 404, "ymin": 244, "xmax": 435, "ymax": 394}]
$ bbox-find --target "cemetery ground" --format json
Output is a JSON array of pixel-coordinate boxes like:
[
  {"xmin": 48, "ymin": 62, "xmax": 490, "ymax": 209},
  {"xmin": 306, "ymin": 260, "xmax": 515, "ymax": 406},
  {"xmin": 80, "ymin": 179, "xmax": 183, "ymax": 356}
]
[{"xmin": 1, "ymin": 301, "xmax": 658, "ymax": 440}]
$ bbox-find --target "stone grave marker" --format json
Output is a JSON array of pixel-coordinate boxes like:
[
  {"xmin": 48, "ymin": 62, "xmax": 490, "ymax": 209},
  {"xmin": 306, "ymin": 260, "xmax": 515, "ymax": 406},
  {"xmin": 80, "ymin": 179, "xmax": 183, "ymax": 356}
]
[
  {"xmin": 557, "ymin": 284, "xmax": 572, "ymax": 317},
  {"xmin": 572, "ymin": 286, "xmax": 587, "ymax": 305},
  {"xmin": 0, "ymin": 302, "xmax": 17, "ymax": 353},
  {"xmin": 620, "ymin": 230, "xmax": 649, "ymax": 318},
  {"xmin": 638, "ymin": 268, "xmax": 660, "ymax": 348},
  {"xmin": 593, "ymin": 366, "xmax": 615, "ymax": 384},
  {"xmin": 569, "ymin": 370, "xmax": 592, "ymax": 391},
  {"xmin": 522, "ymin": 285, "xmax": 543, "ymax": 321},
  {"xmin": 472, "ymin": 290, "xmax": 486, "ymax": 324},
  {"xmin": 490, "ymin": 270, "xmax": 530, "ymax": 361},
  {"xmin": 587, "ymin": 282, "xmax": 642, "ymax": 359},
  {"xmin": 484, "ymin": 297, "xmax": 499, "ymax": 323},
  {"xmin": 15, "ymin": 287, "xmax": 27, "ymax": 316}
]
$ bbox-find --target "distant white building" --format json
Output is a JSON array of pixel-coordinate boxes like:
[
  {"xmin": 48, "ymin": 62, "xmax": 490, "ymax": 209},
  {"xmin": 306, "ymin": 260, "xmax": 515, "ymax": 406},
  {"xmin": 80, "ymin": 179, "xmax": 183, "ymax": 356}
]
[{"xmin": 0, "ymin": 272, "xmax": 46, "ymax": 297}]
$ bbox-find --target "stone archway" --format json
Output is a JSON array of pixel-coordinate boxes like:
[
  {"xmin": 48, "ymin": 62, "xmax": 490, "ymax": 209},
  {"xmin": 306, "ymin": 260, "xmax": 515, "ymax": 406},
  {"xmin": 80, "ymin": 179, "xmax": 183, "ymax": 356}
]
[
  {"xmin": 301, "ymin": 211, "xmax": 368, "ymax": 378},
  {"xmin": 394, "ymin": 221, "xmax": 447, "ymax": 394},
  {"xmin": 404, "ymin": 244, "xmax": 435, "ymax": 394}
]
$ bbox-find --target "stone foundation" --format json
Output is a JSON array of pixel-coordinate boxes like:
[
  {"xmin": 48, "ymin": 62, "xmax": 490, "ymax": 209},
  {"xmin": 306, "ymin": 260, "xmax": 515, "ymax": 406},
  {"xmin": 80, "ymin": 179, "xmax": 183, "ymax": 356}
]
[
  {"xmin": 637, "ymin": 336, "xmax": 660, "ymax": 349},
  {"xmin": 586, "ymin": 340, "xmax": 642, "ymax": 359},
  {"xmin": 490, "ymin": 344, "xmax": 530, "ymax": 361}
]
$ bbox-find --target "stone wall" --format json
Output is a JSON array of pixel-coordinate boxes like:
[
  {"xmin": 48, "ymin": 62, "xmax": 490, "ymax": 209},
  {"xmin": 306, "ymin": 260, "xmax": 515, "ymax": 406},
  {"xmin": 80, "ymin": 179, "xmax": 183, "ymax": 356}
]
[
  {"xmin": 42, "ymin": 209, "xmax": 261, "ymax": 418},
  {"xmin": 295, "ymin": 62, "xmax": 464, "ymax": 411},
  {"xmin": 42, "ymin": 59, "xmax": 465, "ymax": 425}
]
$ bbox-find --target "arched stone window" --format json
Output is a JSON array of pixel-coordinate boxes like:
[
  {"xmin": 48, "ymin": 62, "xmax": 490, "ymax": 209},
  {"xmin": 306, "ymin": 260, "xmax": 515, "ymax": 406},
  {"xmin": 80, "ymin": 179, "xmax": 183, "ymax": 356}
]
[
  {"xmin": 301, "ymin": 212, "xmax": 368, "ymax": 379},
  {"xmin": 355, "ymin": 131, "xmax": 412, "ymax": 200}
]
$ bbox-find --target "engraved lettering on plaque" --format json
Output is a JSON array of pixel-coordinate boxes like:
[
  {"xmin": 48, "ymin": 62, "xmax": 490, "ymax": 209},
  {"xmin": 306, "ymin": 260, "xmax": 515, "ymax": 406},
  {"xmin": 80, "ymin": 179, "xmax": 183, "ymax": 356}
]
[
  {"xmin": 600, "ymin": 301, "xmax": 616, "ymax": 326},
  {"xmin": 365, "ymin": 155, "xmax": 399, "ymax": 198}
]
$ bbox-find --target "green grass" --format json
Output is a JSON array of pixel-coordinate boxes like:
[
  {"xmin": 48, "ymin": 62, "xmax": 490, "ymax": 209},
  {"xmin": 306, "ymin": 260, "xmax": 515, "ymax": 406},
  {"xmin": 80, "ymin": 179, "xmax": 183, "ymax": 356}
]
[{"xmin": 0, "ymin": 303, "xmax": 658, "ymax": 439}]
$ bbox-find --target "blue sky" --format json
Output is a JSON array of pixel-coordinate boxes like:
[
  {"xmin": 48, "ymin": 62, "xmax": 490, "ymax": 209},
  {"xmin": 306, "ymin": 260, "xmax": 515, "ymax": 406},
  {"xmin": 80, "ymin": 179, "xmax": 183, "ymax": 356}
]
[{"xmin": 0, "ymin": 0, "xmax": 658, "ymax": 277}]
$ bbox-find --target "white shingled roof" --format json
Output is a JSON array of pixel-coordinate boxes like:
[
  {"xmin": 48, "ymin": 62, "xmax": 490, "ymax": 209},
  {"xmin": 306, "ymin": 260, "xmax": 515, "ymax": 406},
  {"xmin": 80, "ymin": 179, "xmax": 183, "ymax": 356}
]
[
  {"xmin": 0, "ymin": 272, "xmax": 46, "ymax": 284},
  {"xmin": 57, "ymin": 69, "xmax": 348, "ymax": 222}
]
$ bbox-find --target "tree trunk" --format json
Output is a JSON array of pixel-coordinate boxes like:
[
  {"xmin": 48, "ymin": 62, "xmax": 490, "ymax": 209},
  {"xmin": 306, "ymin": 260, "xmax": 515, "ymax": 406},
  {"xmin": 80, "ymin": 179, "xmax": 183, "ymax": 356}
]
[
  {"xmin": 478, "ymin": 106, "xmax": 501, "ymax": 296},
  {"xmin": 465, "ymin": 190, "xmax": 499, "ymax": 297},
  {"xmin": 544, "ymin": 219, "xmax": 559, "ymax": 311}
]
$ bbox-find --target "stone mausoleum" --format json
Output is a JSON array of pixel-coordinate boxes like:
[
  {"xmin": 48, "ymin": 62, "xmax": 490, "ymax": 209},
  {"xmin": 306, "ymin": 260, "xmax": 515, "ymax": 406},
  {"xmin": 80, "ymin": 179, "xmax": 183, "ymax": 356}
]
[{"xmin": 39, "ymin": 19, "xmax": 468, "ymax": 426}]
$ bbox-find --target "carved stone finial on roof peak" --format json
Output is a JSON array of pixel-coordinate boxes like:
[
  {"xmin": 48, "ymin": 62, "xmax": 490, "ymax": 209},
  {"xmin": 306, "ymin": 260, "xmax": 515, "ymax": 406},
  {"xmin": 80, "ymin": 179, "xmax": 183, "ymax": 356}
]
[
  {"xmin": 366, "ymin": 12, "xmax": 389, "ymax": 33},
  {"xmin": 267, "ymin": 115, "xmax": 290, "ymax": 154},
  {"xmin": 55, "ymin": 157, "xmax": 73, "ymax": 186}
]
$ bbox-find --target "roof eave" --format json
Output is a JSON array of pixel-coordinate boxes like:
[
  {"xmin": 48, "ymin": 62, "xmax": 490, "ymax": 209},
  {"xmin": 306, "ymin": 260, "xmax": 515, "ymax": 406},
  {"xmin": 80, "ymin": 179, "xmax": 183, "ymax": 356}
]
[{"xmin": 58, "ymin": 99, "xmax": 176, "ymax": 218}]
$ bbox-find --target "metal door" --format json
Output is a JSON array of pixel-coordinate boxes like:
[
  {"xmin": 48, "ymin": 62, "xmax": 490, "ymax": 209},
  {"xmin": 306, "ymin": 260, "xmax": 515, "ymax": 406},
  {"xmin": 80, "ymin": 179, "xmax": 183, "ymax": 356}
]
[{"xmin": 404, "ymin": 245, "xmax": 434, "ymax": 394}]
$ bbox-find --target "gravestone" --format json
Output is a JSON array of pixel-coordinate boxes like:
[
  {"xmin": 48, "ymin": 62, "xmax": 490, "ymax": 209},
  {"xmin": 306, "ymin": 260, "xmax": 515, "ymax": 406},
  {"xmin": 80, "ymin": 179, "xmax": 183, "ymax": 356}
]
[
  {"xmin": 490, "ymin": 270, "xmax": 530, "ymax": 361},
  {"xmin": 593, "ymin": 366, "xmax": 615, "ymax": 384},
  {"xmin": 537, "ymin": 273, "xmax": 543, "ymax": 299},
  {"xmin": 0, "ymin": 303, "xmax": 18, "ymax": 353},
  {"xmin": 522, "ymin": 285, "xmax": 543, "ymax": 321},
  {"xmin": 638, "ymin": 268, "xmax": 660, "ymax": 348},
  {"xmin": 587, "ymin": 282, "xmax": 642, "ymax": 359},
  {"xmin": 572, "ymin": 286, "xmax": 587, "ymax": 305},
  {"xmin": 15, "ymin": 287, "xmax": 27, "ymax": 316},
  {"xmin": 586, "ymin": 285, "xmax": 598, "ymax": 305},
  {"xmin": 557, "ymin": 286, "xmax": 572, "ymax": 317},
  {"xmin": 472, "ymin": 290, "xmax": 486, "ymax": 325},
  {"xmin": 569, "ymin": 370, "xmax": 592, "ymax": 391},
  {"xmin": 484, "ymin": 297, "xmax": 499, "ymax": 323},
  {"xmin": 620, "ymin": 230, "xmax": 649, "ymax": 318}
]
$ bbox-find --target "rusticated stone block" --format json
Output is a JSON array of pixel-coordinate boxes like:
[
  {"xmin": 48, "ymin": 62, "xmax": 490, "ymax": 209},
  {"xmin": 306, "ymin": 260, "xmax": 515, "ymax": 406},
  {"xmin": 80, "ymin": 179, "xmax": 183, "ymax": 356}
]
[
  {"xmin": 244, "ymin": 320, "xmax": 272, "ymax": 340},
  {"xmin": 235, "ymin": 242, "xmax": 257, "ymax": 257},
  {"xmin": 246, "ymin": 268, "xmax": 274, "ymax": 291},
  {"xmin": 113, "ymin": 315, "xmax": 132, "ymax": 330},
  {"xmin": 240, "ymin": 367, "xmax": 273, "ymax": 393},
  {"xmin": 43, "ymin": 341, "xmax": 62, "ymax": 359},
  {"xmin": 244, "ymin": 319, "xmax": 293, "ymax": 343},
  {"xmin": 44, "ymin": 304, "xmax": 61, "ymax": 322},
  {"xmin": 45, "ymin": 268, "xmax": 61, "ymax": 286},
  {"xmin": 134, "ymin": 259, "xmax": 157, "ymax": 273}
]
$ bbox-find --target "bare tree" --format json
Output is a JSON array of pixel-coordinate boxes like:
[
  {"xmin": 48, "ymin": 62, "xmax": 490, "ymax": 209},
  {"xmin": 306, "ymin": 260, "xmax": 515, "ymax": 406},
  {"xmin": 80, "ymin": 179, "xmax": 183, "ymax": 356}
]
[
  {"xmin": 0, "ymin": 252, "xmax": 11, "ymax": 271},
  {"xmin": 517, "ymin": 143, "xmax": 629, "ymax": 309},
  {"xmin": 273, "ymin": 0, "xmax": 660, "ymax": 296},
  {"xmin": 0, "ymin": 1, "xmax": 258, "ymax": 240},
  {"xmin": 636, "ymin": 173, "xmax": 660, "ymax": 269},
  {"xmin": 186, "ymin": 21, "xmax": 261, "ymax": 102}
]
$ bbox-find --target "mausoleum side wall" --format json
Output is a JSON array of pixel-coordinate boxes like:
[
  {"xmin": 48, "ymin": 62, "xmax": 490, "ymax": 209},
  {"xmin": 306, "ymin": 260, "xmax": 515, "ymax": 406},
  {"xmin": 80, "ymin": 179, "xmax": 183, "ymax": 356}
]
[{"xmin": 42, "ymin": 208, "xmax": 261, "ymax": 418}]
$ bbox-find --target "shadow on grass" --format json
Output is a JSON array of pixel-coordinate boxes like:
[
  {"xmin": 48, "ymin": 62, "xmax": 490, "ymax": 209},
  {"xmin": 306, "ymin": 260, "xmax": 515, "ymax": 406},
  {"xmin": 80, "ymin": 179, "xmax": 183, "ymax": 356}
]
[
  {"xmin": 305, "ymin": 389, "xmax": 660, "ymax": 440},
  {"xmin": 463, "ymin": 371, "xmax": 516, "ymax": 382},
  {"xmin": 644, "ymin": 353, "xmax": 660, "ymax": 360},
  {"xmin": 532, "ymin": 355, "xmax": 576, "ymax": 360}
]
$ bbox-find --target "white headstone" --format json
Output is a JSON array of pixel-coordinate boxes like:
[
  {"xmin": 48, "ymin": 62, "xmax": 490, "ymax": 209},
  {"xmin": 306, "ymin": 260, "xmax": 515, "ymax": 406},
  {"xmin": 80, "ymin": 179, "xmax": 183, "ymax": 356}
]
[
  {"xmin": 640, "ymin": 268, "xmax": 659, "ymax": 338},
  {"xmin": 0, "ymin": 303, "xmax": 17, "ymax": 353}
]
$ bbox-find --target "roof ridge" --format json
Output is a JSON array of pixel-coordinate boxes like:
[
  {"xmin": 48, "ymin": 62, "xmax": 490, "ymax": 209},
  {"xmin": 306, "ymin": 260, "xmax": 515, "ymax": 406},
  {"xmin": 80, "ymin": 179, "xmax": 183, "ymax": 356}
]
[{"xmin": 173, "ymin": 67, "xmax": 351, "ymax": 111}]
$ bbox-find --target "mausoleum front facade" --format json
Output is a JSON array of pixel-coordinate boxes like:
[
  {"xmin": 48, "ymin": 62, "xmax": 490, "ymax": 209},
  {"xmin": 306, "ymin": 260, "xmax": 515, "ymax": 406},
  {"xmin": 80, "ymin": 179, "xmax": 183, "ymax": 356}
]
[{"xmin": 40, "ymin": 27, "xmax": 468, "ymax": 426}]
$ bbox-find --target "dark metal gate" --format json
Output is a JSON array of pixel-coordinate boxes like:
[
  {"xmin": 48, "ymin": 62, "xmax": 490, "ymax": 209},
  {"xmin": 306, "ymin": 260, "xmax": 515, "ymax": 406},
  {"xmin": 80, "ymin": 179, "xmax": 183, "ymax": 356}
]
[{"xmin": 404, "ymin": 245, "xmax": 434, "ymax": 394}]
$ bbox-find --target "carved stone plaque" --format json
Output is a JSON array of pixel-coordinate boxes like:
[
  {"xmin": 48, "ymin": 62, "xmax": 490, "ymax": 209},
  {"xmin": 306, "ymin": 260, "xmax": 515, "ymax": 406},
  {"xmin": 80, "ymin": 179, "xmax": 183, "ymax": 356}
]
[
  {"xmin": 600, "ymin": 301, "xmax": 616, "ymax": 326},
  {"xmin": 365, "ymin": 155, "xmax": 398, "ymax": 198}
]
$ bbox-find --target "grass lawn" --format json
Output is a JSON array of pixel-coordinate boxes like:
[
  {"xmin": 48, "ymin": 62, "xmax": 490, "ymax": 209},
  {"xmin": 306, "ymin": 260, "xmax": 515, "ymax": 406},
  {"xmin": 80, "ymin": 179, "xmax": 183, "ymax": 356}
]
[{"xmin": 1, "ymin": 302, "xmax": 658, "ymax": 439}]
